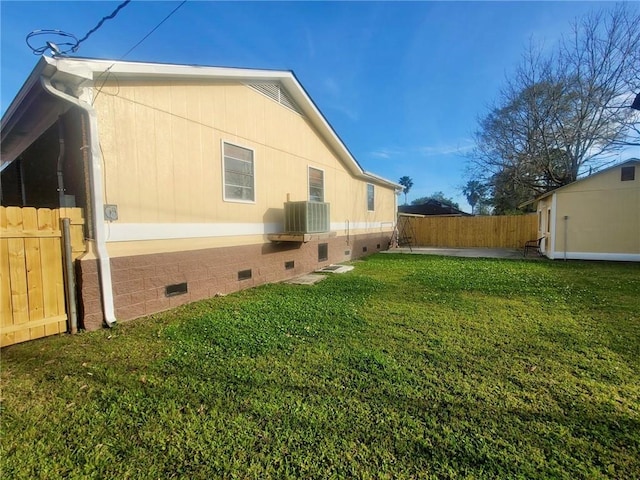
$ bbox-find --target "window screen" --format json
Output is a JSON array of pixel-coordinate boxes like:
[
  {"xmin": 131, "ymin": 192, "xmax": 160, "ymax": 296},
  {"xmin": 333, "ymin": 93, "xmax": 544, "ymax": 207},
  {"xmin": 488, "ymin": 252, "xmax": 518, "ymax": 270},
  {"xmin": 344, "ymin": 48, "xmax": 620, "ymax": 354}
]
[
  {"xmin": 224, "ymin": 143, "xmax": 255, "ymax": 201},
  {"xmin": 367, "ymin": 184, "xmax": 375, "ymax": 211}
]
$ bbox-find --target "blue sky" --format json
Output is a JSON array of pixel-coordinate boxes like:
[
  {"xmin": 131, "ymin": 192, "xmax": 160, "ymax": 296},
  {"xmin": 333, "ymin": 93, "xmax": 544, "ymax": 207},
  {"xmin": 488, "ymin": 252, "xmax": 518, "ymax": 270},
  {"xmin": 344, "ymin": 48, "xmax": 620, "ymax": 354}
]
[{"xmin": 1, "ymin": 1, "xmax": 632, "ymax": 211}]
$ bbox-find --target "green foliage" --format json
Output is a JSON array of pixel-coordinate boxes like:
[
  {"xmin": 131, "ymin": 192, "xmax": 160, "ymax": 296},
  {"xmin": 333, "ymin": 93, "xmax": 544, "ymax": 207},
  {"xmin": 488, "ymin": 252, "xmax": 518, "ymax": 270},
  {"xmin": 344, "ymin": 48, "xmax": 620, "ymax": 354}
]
[
  {"xmin": 412, "ymin": 191, "xmax": 460, "ymax": 209},
  {"xmin": 461, "ymin": 180, "xmax": 490, "ymax": 215},
  {"xmin": 399, "ymin": 176, "xmax": 414, "ymax": 205},
  {"xmin": 2, "ymin": 256, "xmax": 639, "ymax": 479}
]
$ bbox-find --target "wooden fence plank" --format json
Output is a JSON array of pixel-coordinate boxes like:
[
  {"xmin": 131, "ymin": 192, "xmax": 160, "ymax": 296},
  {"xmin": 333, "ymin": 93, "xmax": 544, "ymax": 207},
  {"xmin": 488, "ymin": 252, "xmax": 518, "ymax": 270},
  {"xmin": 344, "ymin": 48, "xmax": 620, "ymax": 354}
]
[
  {"xmin": 405, "ymin": 214, "xmax": 537, "ymax": 249},
  {"xmin": 36, "ymin": 209, "xmax": 62, "ymax": 336},
  {"xmin": 1, "ymin": 207, "xmax": 86, "ymax": 346},
  {"xmin": 23, "ymin": 208, "xmax": 46, "ymax": 341},
  {"xmin": 7, "ymin": 237, "xmax": 30, "ymax": 344},
  {"xmin": 1, "ymin": 238, "xmax": 14, "ymax": 346}
]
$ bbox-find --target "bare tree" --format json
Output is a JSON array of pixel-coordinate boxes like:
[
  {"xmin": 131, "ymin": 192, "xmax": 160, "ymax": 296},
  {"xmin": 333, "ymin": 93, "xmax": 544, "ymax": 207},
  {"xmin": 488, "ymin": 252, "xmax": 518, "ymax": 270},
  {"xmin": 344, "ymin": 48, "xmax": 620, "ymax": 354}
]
[{"xmin": 471, "ymin": 4, "xmax": 640, "ymax": 202}]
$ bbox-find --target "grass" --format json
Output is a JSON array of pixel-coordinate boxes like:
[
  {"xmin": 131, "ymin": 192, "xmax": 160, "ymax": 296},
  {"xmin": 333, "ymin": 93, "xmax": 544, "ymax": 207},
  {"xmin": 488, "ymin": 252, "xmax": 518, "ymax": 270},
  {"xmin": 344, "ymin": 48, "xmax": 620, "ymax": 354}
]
[{"xmin": 1, "ymin": 254, "xmax": 639, "ymax": 479}]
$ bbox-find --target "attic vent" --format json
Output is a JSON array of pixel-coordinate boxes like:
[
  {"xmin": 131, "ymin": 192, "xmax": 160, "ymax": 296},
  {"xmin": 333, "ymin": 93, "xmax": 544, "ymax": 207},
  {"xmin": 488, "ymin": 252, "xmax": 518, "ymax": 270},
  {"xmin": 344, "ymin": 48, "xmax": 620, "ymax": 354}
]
[
  {"xmin": 621, "ymin": 166, "xmax": 635, "ymax": 181},
  {"xmin": 248, "ymin": 83, "xmax": 303, "ymax": 115}
]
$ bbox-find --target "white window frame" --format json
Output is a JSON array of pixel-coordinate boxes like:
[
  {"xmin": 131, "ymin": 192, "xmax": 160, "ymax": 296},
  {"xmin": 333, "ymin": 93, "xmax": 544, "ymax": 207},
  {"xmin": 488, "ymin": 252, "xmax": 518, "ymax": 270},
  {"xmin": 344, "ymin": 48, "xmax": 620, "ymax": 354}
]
[
  {"xmin": 367, "ymin": 183, "xmax": 375, "ymax": 211},
  {"xmin": 222, "ymin": 141, "xmax": 256, "ymax": 204},
  {"xmin": 308, "ymin": 166, "xmax": 325, "ymax": 203}
]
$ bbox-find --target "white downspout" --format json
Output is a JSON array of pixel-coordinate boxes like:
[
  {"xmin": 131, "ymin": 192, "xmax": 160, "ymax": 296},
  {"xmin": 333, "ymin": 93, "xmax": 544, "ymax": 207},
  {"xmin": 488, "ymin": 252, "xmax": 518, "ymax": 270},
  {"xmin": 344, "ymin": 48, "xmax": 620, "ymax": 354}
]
[{"xmin": 40, "ymin": 76, "xmax": 117, "ymax": 327}]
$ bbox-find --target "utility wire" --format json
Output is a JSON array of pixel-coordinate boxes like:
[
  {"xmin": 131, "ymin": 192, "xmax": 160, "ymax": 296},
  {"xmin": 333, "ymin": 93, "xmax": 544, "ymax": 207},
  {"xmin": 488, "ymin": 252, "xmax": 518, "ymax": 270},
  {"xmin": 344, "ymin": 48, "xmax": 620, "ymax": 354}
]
[
  {"xmin": 26, "ymin": 0, "xmax": 131, "ymax": 55},
  {"xmin": 73, "ymin": 0, "xmax": 131, "ymax": 52},
  {"xmin": 119, "ymin": 1, "xmax": 187, "ymax": 60},
  {"xmin": 92, "ymin": 0, "xmax": 188, "ymax": 104}
]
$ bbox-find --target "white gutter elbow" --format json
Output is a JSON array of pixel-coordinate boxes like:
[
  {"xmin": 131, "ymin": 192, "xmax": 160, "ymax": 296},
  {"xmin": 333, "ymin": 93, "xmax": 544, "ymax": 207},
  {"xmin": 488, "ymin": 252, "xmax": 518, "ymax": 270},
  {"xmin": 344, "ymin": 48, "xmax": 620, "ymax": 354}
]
[{"xmin": 40, "ymin": 75, "xmax": 117, "ymax": 327}]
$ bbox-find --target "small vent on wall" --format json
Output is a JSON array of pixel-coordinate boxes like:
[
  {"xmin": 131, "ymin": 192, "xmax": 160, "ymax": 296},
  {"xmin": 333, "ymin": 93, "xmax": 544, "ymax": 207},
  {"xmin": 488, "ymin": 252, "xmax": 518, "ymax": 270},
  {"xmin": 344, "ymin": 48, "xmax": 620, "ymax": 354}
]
[
  {"xmin": 238, "ymin": 269, "xmax": 252, "ymax": 281},
  {"xmin": 248, "ymin": 83, "xmax": 303, "ymax": 115},
  {"xmin": 363, "ymin": 246, "xmax": 368, "ymax": 253},
  {"xmin": 165, "ymin": 282, "xmax": 188, "ymax": 297},
  {"xmin": 285, "ymin": 260, "xmax": 295, "ymax": 270},
  {"xmin": 621, "ymin": 166, "xmax": 635, "ymax": 181},
  {"xmin": 318, "ymin": 243, "xmax": 328, "ymax": 262}
]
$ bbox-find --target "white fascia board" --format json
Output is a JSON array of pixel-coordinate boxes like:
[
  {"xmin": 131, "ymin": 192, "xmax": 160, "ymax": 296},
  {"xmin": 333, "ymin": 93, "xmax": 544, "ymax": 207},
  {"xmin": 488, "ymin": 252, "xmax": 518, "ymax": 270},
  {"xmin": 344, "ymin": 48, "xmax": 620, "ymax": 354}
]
[
  {"xmin": 48, "ymin": 57, "xmax": 398, "ymax": 189},
  {"xmin": 56, "ymin": 57, "xmax": 291, "ymax": 83},
  {"xmin": 362, "ymin": 170, "xmax": 403, "ymax": 190}
]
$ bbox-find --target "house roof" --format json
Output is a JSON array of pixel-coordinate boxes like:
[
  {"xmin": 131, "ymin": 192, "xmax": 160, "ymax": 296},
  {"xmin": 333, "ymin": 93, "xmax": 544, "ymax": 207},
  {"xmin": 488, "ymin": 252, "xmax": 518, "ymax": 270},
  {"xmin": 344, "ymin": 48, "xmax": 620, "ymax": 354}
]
[
  {"xmin": 398, "ymin": 199, "xmax": 470, "ymax": 216},
  {"xmin": 1, "ymin": 56, "xmax": 401, "ymax": 190},
  {"xmin": 518, "ymin": 158, "xmax": 640, "ymax": 208}
]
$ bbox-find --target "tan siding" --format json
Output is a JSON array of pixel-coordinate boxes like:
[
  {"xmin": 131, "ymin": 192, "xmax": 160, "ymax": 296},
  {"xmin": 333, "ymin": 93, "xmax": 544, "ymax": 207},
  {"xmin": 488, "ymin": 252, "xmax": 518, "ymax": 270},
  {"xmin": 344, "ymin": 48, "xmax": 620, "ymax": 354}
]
[
  {"xmin": 555, "ymin": 188, "xmax": 639, "ymax": 254},
  {"xmin": 94, "ymin": 80, "xmax": 396, "ymax": 248}
]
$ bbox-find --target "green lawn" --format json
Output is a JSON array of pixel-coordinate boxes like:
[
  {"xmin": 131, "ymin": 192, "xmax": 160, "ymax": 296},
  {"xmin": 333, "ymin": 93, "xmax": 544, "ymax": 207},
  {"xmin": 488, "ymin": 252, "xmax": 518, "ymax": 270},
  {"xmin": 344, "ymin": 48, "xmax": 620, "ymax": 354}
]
[{"xmin": 2, "ymin": 254, "xmax": 639, "ymax": 479}]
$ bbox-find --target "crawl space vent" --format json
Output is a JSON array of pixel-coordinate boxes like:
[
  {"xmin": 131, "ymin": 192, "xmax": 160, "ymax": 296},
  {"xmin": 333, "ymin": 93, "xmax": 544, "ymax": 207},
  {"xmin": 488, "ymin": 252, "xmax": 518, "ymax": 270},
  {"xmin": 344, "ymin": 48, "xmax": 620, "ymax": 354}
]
[
  {"xmin": 165, "ymin": 282, "xmax": 188, "ymax": 297},
  {"xmin": 238, "ymin": 269, "xmax": 252, "ymax": 281}
]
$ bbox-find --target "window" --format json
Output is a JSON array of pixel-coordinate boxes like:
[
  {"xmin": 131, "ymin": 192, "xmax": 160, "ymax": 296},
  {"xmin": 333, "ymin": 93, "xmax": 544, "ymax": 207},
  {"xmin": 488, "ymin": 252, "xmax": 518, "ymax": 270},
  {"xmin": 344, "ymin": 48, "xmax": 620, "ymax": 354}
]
[
  {"xmin": 223, "ymin": 142, "xmax": 255, "ymax": 202},
  {"xmin": 308, "ymin": 167, "xmax": 324, "ymax": 202},
  {"xmin": 367, "ymin": 184, "xmax": 375, "ymax": 211},
  {"xmin": 621, "ymin": 166, "xmax": 635, "ymax": 181}
]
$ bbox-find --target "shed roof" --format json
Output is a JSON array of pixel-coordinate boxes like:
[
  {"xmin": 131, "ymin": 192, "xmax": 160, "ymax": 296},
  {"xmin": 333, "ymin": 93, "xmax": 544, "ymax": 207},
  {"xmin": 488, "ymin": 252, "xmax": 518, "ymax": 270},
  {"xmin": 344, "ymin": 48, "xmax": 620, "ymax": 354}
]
[
  {"xmin": 398, "ymin": 199, "xmax": 470, "ymax": 216},
  {"xmin": 518, "ymin": 158, "xmax": 640, "ymax": 208}
]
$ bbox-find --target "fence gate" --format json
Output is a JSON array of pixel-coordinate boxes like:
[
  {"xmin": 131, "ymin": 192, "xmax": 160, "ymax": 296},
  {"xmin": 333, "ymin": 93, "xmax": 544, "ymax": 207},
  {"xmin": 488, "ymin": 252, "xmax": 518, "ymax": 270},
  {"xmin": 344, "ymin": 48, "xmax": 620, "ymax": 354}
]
[{"xmin": 1, "ymin": 207, "xmax": 85, "ymax": 347}]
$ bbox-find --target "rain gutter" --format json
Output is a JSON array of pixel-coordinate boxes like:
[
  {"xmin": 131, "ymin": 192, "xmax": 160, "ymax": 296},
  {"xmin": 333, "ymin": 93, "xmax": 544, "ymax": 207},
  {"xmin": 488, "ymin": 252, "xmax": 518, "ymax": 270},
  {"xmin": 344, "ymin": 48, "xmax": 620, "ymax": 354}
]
[{"xmin": 40, "ymin": 75, "xmax": 116, "ymax": 327}]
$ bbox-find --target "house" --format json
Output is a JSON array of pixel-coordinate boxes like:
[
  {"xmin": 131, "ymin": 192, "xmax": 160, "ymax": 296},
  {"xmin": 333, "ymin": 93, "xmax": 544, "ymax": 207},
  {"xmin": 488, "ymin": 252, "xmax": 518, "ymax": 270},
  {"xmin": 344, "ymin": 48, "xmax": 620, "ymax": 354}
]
[
  {"xmin": 1, "ymin": 56, "xmax": 400, "ymax": 331},
  {"xmin": 398, "ymin": 199, "xmax": 470, "ymax": 216},
  {"xmin": 519, "ymin": 159, "xmax": 639, "ymax": 261}
]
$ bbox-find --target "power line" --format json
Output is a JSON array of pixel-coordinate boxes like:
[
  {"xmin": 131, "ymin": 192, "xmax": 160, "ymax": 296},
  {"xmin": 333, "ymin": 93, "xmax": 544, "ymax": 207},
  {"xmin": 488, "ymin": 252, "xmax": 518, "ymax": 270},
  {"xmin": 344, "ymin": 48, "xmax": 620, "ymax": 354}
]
[
  {"xmin": 92, "ymin": 1, "xmax": 188, "ymax": 103},
  {"xmin": 120, "ymin": 1, "xmax": 187, "ymax": 60},
  {"xmin": 25, "ymin": 0, "xmax": 131, "ymax": 55},
  {"xmin": 74, "ymin": 0, "xmax": 131, "ymax": 52}
]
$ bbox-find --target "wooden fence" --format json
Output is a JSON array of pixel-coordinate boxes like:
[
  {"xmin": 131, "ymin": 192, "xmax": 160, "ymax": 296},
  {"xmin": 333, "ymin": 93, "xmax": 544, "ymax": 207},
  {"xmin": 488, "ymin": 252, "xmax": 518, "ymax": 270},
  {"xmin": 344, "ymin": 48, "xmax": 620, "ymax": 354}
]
[
  {"xmin": 399, "ymin": 214, "xmax": 537, "ymax": 249},
  {"xmin": 1, "ymin": 207, "xmax": 85, "ymax": 347}
]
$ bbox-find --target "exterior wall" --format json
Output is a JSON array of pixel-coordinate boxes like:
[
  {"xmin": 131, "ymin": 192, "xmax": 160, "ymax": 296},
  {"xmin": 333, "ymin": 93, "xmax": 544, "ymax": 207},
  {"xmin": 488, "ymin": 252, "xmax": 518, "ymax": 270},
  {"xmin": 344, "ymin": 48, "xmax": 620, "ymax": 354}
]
[
  {"xmin": 535, "ymin": 196, "xmax": 554, "ymax": 255},
  {"xmin": 79, "ymin": 231, "xmax": 391, "ymax": 330},
  {"xmin": 94, "ymin": 80, "xmax": 396, "ymax": 251},
  {"xmin": 538, "ymin": 164, "xmax": 640, "ymax": 260},
  {"xmin": 75, "ymin": 79, "xmax": 398, "ymax": 330}
]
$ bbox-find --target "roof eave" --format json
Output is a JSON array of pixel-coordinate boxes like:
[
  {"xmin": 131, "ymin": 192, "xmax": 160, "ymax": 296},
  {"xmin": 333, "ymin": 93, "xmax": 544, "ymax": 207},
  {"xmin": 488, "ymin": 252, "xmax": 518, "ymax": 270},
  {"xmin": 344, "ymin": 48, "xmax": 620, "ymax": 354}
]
[{"xmin": 3, "ymin": 56, "xmax": 400, "ymax": 189}]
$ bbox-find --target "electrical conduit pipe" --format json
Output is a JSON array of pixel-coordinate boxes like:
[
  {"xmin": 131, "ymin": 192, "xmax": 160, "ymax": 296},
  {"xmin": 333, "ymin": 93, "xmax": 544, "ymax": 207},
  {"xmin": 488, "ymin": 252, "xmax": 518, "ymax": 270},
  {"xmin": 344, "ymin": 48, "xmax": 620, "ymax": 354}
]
[{"xmin": 40, "ymin": 76, "xmax": 117, "ymax": 327}]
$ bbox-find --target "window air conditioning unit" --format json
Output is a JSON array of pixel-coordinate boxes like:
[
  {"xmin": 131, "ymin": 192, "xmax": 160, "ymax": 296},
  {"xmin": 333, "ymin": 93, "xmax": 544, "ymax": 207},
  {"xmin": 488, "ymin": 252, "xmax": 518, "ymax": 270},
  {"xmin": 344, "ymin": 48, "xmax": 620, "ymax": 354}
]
[{"xmin": 284, "ymin": 201, "xmax": 330, "ymax": 234}]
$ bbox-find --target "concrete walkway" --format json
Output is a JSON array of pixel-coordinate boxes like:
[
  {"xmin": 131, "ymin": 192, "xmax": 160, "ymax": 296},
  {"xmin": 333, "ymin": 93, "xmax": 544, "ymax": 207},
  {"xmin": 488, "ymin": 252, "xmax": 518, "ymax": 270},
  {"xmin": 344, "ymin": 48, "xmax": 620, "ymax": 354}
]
[{"xmin": 382, "ymin": 247, "xmax": 545, "ymax": 260}]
